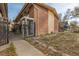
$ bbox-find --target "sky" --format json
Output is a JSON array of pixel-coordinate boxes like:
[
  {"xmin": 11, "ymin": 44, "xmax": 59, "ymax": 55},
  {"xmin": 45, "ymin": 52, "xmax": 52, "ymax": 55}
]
[
  {"xmin": 8, "ymin": 3, "xmax": 24, "ymax": 21},
  {"xmin": 8, "ymin": 3, "xmax": 79, "ymax": 22},
  {"xmin": 48, "ymin": 3, "xmax": 79, "ymax": 17},
  {"xmin": 48, "ymin": 3, "xmax": 79, "ymax": 23}
]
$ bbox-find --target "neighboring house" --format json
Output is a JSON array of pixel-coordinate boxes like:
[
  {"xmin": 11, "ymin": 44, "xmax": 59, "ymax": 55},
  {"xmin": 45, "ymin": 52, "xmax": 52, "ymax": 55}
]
[
  {"xmin": 59, "ymin": 21, "xmax": 70, "ymax": 31},
  {"xmin": 14, "ymin": 3, "xmax": 59, "ymax": 36},
  {"xmin": 8, "ymin": 22, "xmax": 15, "ymax": 32},
  {"xmin": 0, "ymin": 3, "xmax": 8, "ymax": 45},
  {"xmin": 59, "ymin": 22, "xmax": 64, "ymax": 32}
]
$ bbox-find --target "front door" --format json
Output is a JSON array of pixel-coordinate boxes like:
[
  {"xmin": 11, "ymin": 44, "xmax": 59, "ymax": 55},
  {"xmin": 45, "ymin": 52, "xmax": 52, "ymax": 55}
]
[
  {"xmin": 27, "ymin": 20, "xmax": 35, "ymax": 36},
  {"xmin": 21, "ymin": 18, "xmax": 35, "ymax": 38}
]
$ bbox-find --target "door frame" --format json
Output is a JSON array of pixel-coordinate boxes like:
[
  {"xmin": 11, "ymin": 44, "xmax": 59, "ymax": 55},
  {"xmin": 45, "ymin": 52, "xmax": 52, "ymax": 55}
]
[{"xmin": 20, "ymin": 16, "xmax": 35, "ymax": 38}]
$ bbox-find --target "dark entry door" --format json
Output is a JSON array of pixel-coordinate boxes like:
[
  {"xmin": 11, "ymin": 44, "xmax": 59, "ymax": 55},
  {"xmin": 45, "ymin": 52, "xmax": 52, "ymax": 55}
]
[
  {"xmin": 22, "ymin": 19, "xmax": 35, "ymax": 37},
  {"xmin": 28, "ymin": 20, "xmax": 35, "ymax": 36}
]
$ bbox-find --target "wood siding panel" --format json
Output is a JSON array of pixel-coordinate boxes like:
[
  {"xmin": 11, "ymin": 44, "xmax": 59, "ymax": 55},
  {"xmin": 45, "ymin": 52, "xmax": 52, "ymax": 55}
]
[
  {"xmin": 29, "ymin": 6, "xmax": 34, "ymax": 18},
  {"xmin": 54, "ymin": 16, "xmax": 59, "ymax": 32},
  {"xmin": 48, "ymin": 11, "xmax": 54, "ymax": 33},
  {"xmin": 34, "ymin": 7, "xmax": 38, "ymax": 36},
  {"xmin": 34, "ymin": 4, "xmax": 48, "ymax": 35}
]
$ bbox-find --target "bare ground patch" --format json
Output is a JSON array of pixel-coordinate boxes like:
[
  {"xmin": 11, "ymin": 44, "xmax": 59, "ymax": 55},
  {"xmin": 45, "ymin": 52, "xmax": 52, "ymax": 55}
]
[
  {"xmin": 25, "ymin": 32, "xmax": 79, "ymax": 56},
  {"xmin": 0, "ymin": 43, "xmax": 17, "ymax": 56}
]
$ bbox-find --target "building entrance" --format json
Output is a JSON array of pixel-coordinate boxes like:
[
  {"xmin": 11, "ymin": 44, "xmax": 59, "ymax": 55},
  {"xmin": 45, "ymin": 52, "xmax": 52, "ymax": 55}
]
[{"xmin": 20, "ymin": 16, "xmax": 35, "ymax": 38}]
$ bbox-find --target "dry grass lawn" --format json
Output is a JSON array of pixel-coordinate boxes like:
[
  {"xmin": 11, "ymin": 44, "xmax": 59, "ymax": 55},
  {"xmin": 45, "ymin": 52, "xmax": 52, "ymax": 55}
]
[
  {"xmin": 37, "ymin": 32, "xmax": 79, "ymax": 55},
  {"xmin": 0, "ymin": 43, "xmax": 17, "ymax": 56},
  {"xmin": 26, "ymin": 32, "xmax": 79, "ymax": 56}
]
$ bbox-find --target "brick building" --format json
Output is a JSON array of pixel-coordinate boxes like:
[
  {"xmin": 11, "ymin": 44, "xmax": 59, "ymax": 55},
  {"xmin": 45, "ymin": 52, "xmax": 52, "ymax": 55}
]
[{"xmin": 14, "ymin": 3, "xmax": 59, "ymax": 36}]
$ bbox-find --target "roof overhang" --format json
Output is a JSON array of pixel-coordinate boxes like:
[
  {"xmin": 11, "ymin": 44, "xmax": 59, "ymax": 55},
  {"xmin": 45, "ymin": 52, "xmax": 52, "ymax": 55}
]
[{"xmin": 14, "ymin": 3, "xmax": 59, "ymax": 22}]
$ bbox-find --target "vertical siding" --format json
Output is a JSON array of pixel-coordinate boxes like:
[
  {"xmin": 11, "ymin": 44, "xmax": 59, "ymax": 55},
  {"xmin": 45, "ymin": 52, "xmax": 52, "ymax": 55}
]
[
  {"xmin": 48, "ymin": 10, "xmax": 54, "ymax": 33},
  {"xmin": 34, "ymin": 7, "xmax": 38, "ymax": 36},
  {"xmin": 0, "ymin": 12, "xmax": 2, "ymax": 21},
  {"xmin": 29, "ymin": 6, "xmax": 34, "ymax": 18},
  {"xmin": 0, "ymin": 12, "xmax": 2, "ymax": 32},
  {"xmin": 54, "ymin": 16, "xmax": 59, "ymax": 32},
  {"xmin": 48, "ymin": 10, "xmax": 59, "ymax": 33},
  {"xmin": 34, "ymin": 4, "xmax": 48, "ymax": 35},
  {"xmin": 0, "ymin": 4, "xmax": 8, "ymax": 46}
]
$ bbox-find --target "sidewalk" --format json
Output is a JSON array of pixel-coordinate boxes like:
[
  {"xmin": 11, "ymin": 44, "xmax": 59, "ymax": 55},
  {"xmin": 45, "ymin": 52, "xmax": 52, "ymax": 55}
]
[{"xmin": 12, "ymin": 37, "xmax": 44, "ymax": 56}]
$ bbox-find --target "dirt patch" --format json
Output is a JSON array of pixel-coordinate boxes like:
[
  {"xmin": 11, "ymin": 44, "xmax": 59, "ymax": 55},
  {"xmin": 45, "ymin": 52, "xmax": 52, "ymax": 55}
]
[
  {"xmin": 0, "ymin": 43, "xmax": 17, "ymax": 56},
  {"xmin": 26, "ymin": 32, "xmax": 79, "ymax": 56}
]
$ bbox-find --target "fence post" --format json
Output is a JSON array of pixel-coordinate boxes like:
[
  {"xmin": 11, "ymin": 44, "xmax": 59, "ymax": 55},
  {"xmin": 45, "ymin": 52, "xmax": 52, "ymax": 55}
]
[{"xmin": 6, "ymin": 18, "xmax": 9, "ymax": 43}]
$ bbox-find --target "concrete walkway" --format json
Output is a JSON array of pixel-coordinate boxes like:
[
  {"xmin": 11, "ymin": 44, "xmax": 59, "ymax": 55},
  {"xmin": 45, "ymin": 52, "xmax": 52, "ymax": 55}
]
[{"xmin": 11, "ymin": 35, "xmax": 44, "ymax": 56}]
